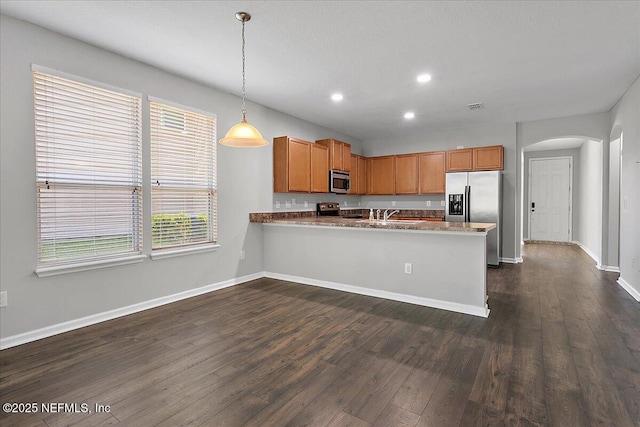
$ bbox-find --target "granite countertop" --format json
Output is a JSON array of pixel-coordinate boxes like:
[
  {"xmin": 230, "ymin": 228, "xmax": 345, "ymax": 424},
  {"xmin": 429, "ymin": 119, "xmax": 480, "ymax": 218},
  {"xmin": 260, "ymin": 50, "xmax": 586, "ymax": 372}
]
[{"xmin": 249, "ymin": 212, "xmax": 495, "ymax": 233}]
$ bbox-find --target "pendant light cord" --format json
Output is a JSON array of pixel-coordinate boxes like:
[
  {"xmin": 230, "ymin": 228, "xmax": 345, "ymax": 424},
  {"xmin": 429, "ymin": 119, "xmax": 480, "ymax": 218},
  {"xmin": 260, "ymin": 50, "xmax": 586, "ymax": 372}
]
[{"xmin": 241, "ymin": 19, "xmax": 247, "ymax": 122}]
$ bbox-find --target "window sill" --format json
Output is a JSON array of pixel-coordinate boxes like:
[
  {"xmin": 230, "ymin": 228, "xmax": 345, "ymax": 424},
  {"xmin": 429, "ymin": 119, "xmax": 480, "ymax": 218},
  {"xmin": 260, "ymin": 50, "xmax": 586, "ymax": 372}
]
[
  {"xmin": 150, "ymin": 244, "xmax": 221, "ymax": 260},
  {"xmin": 36, "ymin": 254, "xmax": 147, "ymax": 277}
]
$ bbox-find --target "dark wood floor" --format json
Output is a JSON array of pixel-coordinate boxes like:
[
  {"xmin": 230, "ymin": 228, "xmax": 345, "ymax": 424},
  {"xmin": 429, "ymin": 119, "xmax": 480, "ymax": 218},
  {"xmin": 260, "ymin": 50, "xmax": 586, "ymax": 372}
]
[{"xmin": 1, "ymin": 243, "xmax": 639, "ymax": 426}]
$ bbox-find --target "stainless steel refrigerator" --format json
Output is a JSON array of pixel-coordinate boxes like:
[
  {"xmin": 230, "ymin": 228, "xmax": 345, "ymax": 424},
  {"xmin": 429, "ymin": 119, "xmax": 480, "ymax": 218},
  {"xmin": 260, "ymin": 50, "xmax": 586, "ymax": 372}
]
[{"xmin": 446, "ymin": 171, "xmax": 502, "ymax": 267}]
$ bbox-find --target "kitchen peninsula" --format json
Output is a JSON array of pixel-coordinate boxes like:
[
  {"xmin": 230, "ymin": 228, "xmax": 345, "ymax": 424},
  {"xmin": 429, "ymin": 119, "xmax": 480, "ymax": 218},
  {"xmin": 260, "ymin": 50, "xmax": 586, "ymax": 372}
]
[{"xmin": 251, "ymin": 211, "xmax": 494, "ymax": 317}]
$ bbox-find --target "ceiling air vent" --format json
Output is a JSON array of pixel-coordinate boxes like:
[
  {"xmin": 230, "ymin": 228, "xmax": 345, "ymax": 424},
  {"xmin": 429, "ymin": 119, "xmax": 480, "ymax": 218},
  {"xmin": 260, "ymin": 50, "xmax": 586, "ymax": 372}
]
[{"xmin": 467, "ymin": 102, "xmax": 484, "ymax": 111}]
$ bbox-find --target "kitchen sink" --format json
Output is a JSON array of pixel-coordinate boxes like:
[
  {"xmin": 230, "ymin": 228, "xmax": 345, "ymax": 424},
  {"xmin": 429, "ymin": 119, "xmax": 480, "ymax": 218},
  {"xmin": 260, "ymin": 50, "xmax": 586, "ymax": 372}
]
[{"xmin": 356, "ymin": 219, "xmax": 419, "ymax": 225}]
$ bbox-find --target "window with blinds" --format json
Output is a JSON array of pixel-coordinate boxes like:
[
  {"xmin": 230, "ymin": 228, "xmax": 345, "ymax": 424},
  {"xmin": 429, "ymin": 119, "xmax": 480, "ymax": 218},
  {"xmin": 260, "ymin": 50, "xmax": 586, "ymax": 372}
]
[
  {"xmin": 150, "ymin": 100, "xmax": 217, "ymax": 250},
  {"xmin": 34, "ymin": 70, "xmax": 143, "ymax": 269}
]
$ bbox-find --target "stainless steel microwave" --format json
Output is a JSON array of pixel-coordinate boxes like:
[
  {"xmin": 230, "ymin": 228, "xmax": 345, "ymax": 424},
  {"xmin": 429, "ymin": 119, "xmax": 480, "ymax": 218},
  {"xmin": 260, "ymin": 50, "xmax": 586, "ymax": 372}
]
[{"xmin": 330, "ymin": 170, "xmax": 350, "ymax": 194}]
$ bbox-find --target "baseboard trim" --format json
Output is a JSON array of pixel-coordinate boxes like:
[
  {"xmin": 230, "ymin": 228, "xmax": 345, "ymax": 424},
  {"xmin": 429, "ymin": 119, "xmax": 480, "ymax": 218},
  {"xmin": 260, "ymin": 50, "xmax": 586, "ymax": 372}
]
[
  {"xmin": 575, "ymin": 241, "xmax": 602, "ymax": 268},
  {"xmin": 264, "ymin": 271, "xmax": 490, "ymax": 318},
  {"xmin": 0, "ymin": 272, "xmax": 263, "ymax": 350},
  {"xmin": 617, "ymin": 277, "xmax": 640, "ymax": 302},
  {"xmin": 604, "ymin": 265, "xmax": 621, "ymax": 273},
  {"xmin": 500, "ymin": 257, "xmax": 522, "ymax": 264}
]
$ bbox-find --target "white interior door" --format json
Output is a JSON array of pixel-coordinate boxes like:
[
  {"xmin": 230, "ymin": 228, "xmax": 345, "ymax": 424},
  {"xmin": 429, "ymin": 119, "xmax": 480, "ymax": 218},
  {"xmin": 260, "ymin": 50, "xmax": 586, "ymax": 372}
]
[{"xmin": 529, "ymin": 157, "xmax": 572, "ymax": 242}]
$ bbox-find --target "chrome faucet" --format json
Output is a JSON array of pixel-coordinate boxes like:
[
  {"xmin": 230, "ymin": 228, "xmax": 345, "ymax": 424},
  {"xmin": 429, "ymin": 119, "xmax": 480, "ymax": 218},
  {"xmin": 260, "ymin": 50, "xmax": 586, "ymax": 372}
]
[{"xmin": 383, "ymin": 208, "xmax": 400, "ymax": 222}]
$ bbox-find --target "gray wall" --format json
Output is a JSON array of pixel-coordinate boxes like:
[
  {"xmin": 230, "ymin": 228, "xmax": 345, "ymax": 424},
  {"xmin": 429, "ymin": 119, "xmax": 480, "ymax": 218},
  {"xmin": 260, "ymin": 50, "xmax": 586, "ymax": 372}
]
[
  {"xmin": 361, "ymin": 123, "xmax": 518, "ymax": 262},
  {"xmin": 610, "ymin": 77, "xmax": 640, "ymax": 296},
  {"xmin": 607, "ymin": 139, "xmax": 621, "ymax": 269},
  {"xmin": 522, "ymin": 148, "xmax": 581, "ymax": 241},
  {"xmin": 578, "ymin": 140, "xmax": 604, "ymax": 262},
  {"xmin": 0, "ymin": 14, "xmax": 360, "ymax": 339}
]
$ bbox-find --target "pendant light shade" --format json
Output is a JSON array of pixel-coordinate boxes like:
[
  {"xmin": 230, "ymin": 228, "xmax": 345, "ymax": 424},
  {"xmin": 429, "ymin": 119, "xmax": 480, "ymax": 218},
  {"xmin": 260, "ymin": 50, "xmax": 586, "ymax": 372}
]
[
  {"xmin": 219, "ymin": 119, "xmax": 268, "ymax": 147},
  {"xmin": 220, "ymin": 11, "xmax": 268, "ymax": 148}
]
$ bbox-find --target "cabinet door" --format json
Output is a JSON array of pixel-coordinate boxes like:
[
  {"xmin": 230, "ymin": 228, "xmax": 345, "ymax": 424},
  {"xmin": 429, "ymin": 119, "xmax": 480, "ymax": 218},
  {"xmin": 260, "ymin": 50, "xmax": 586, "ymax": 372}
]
[
  {"xmin": 357, "ymin": 156, "xmax": 367, "ymax": 194},
  {"xmin": 473, "ymin": 145, "xmax": 504, "ymax": 170},
  {"xmin": 419, "ymin": 151, "xmax": 446, "ymax": 194},
  {"xmin": 348, "ymin": 154, "xmax": 358, "ymax": 194},
  {"xmin": 394, "ymin": 154, "xmax": 419, "ymax": 194},
  {"xmin": 332, "ymin": 141, "xmax": 343, "ymax": 171},
  {"xmin": 342, "ymin": 143, "xmax": 352, "ymax": 172},
  {"xmin": 310, "ymin": 144, "xmax": 329, "ymax": 193},
  {"xmin": 446, "ymin": 149, "xmax": 473, "ymax": 172},
  {"xmin": 288, "ymin": 139, "xmax": 311, "ymax": 192},
  {"xmin": 369, "ymin": 156, "xmax": 395, "ymax": 195}
]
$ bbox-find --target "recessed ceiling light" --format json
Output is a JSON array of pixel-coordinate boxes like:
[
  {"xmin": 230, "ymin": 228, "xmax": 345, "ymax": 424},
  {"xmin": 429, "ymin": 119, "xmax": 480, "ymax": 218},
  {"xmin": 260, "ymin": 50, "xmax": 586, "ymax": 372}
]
[
  {"xmin": 331, "ymin": 93, "xmax": 343, "ymax": 102},
  {"xmin": 417, "ymin": 74, "xmax": 432, "ymax": 83},
  {"xmin": 404, "ymin": 112, "xmax": 415, "ymax": 119}
]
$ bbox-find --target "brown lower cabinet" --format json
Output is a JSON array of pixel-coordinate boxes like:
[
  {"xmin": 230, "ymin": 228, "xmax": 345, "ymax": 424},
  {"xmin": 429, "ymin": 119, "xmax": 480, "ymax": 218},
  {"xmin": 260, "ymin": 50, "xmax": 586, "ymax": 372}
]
[{"xmin": 273, "ymin": 136, "xmax": 328, "ymax": 193}]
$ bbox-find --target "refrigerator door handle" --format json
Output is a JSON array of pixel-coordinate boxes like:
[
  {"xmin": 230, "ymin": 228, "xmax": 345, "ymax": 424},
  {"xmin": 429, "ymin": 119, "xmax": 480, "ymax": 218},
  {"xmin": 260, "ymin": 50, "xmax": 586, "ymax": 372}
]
[{"xmin": 465, "ymin": 185, "xmax": 471, "ymax": 222}]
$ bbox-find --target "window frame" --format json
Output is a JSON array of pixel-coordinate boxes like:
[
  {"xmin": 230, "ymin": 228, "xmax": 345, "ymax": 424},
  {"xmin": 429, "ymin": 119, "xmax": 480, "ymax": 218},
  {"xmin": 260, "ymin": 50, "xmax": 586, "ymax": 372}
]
[
  {"xmin": 33, "ymin": 65, "xmax": 145, "ymax": 277},
  {"xmin": 148, "ymin": 96, "xmax": 218, "ymax": 258}
]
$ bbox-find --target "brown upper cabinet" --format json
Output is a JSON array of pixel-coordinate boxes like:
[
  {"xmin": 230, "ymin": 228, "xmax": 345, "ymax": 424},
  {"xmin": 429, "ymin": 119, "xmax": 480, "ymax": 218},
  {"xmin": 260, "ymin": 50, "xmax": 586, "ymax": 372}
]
[
  {"xmin": 349, "ymin": 154, "xmax": 358, "ymax": 195},
  {"xmin": 473, "ymin": 145, "xmax": 504, "ymax": 170},
  {"xmin": 316, "ymin": 139, "xmax": 351, "ymax": 172},
  {"xmin": 350, "ymin": 154, "xmax": 368, "ymax": 195},
  {"xmin": 446, "ymin": 145, "xmax": 504, "ymax": 172},
  {"xmin": 419, "ymin": 151, "xmax": 446, "ymax": 194},
  {"xmin": 357, "ymin": 155, "xmax": 367, "ymax": 195},
  {"xmin": 310, "ymin": 144, "xmax": 329, "ymax": 193},
  {"xmin": 273, "ymin": 136, "xmax": 328, "ymax": 193},
  {"xmin": 367, "ymin": 156, "xmax": 395, "ymax": 195},
  {"xmin": 394, "ymin": 154, "xmax": 419, "ymax": 194},
  {"xmin": 446, "ymin": 148, "xmax": 473, "ymax": 171}
]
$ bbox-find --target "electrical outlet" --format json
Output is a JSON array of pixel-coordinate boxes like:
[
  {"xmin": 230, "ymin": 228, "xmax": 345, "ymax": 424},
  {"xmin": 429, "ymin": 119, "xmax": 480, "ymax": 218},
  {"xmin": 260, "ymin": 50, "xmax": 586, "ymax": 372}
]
[
  {"xmin": 285, "ymin": 201, "xmax": 291, "ymax": 208},
  {"xmin": 304, "ymin": 201, "xmax": 308, "ymax": 208},
  {"xmin": 240, "ymin": 250, "xmax": 245, "ymax": 260},
  {"xmin": 0, "ymin": 291, "xmax": 7, "ymax": 308},
  {"xmin": 404, "ymin": 263, "xmax": 412, "ymax": 274},
  {"xmin": 392, "ymin": 201, "xmax": 396, "ymax": 207},
  {"xmin": 426, "ymin": 200, "xmax": 431, "ymax": 207},
  {"xmin": 291, "ymin": 198, "xmax": 296, "ymax": 205},
  {"xmin": 441, "ymin": 200, "xmax": 446, "ymax": 207},
  {"xmin": 275, "ymin": 201, "xmax": 280, "ymax": 209},
  {"xmin": 358, "ymin": 202, "xmax": 361, "ymax": 206},
  {"xmin": 344, "ymin": 201, "xmax": 348, "ymax": 207},
  {"xmin": 623, "ymin": 198, "xmax": 629, "ymax": 209}
]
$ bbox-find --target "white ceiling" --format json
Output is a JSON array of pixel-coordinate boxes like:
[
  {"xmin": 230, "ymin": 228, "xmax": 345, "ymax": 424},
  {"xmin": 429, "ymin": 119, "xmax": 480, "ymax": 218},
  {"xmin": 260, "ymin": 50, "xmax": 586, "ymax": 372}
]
[{"xmin": 1, "ymin": 1, "xmax": 639, "ymax": 142}]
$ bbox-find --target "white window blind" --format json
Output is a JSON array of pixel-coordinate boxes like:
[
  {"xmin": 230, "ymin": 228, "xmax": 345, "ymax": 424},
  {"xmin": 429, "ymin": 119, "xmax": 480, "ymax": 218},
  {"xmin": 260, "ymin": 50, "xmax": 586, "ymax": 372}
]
[
  {"xmin": 34, "ymin": 70, "xmax": 142, "ymax": 269},
  {"xmin": 150, "ymin": 100, "xmax": 217, "ymax": 250}
]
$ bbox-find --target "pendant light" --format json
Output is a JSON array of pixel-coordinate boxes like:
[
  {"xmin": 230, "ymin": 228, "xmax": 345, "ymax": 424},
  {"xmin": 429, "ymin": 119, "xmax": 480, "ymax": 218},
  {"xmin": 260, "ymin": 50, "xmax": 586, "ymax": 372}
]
[{"xmin": 219, "ymin": 12, "xmax": 268, "ymax": 148}]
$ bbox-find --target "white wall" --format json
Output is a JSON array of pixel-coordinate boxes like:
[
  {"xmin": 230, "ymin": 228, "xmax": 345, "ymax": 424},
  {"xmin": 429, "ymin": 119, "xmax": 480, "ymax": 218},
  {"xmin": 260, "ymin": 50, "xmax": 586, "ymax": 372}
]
[
  {"xmin": 607, "ymin": 139, "xmax": 621, "ymax": 269},
  {"xmin": 361, "ymin": 123, "xmax": 518, "ymax": 262},
  {"xmin": 610, "ymin": 77, "xmax": 640, "ymax": 299},
  {"xmin": 0, "ymin": 14, "xmax": 360, "ymax": 341},
  {"xmin": 578, "ymin": 141, "xmax": 603, "ymax": 263}
]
